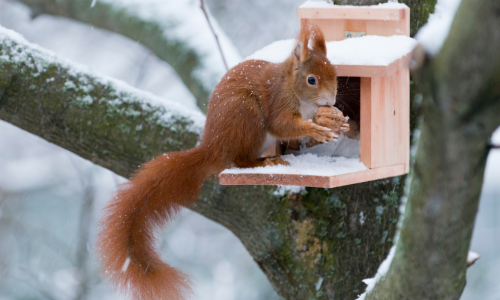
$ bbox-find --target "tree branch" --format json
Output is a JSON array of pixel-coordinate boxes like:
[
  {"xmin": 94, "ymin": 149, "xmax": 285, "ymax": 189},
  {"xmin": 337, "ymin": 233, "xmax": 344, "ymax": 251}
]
[
  {"xmin": 0, "ymin": 26, "xmax": 205, "ymax": 176},
  {"xmin": 14, "ymin": 0, "xmax": 240, "ymax": 112},
  {"xmin": 366, "ymin": 0, "xmax": 500, "ymax": 299}
]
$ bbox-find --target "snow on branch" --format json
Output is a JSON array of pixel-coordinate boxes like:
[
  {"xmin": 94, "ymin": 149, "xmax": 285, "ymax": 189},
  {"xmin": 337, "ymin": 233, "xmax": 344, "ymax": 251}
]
[
  {"xmin": 95, "ymin": 0, "xmax": 241, "ymax": 88},
  {"xmin": 0, "ymin": 25, "xmax": 205, "ymax": 177},
  {"xmin": 415, "ymin": 0, "xmax": 462, "ymax": 55},
  {"xmin": 16, "ymin": 0, "xmax": 241, "ymax": 111},
  {"xmin": 0, "ymin": 25, "xmax": 205, "ymax": 132}
]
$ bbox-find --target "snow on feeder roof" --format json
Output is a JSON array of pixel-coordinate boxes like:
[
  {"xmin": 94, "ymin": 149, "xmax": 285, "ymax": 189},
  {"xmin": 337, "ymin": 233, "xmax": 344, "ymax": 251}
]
[{"xmin": 245, "ymin": 35, "xmax": 416, "ymax": 77}]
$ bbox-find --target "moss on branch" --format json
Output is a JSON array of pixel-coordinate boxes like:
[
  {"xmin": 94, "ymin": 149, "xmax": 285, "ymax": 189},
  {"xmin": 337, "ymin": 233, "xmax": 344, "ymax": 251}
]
[{"xmin": 0, "ymin": 30, "xmax": 202, "ymax": 176}]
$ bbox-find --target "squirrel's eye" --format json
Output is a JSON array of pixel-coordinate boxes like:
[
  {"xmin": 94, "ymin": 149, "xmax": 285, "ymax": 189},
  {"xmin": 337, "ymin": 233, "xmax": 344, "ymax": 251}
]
[{"xmin": 307, "ymin": 76, "xmax": 316, "ymax": 85}]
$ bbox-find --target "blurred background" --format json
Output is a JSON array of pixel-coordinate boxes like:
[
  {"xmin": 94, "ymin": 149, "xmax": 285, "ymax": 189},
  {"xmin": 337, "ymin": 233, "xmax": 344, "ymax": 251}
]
[{"xmin": 0, "ymin": 0, "xmax": 498, "ymax": 299}]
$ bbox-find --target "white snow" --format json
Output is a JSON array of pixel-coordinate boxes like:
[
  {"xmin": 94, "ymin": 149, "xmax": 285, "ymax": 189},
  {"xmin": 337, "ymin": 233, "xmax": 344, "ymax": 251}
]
[
  {"xmin": 415, "ymin": 0, "xmax": 462, "ymax": 56},
  {"xmin": 368, "ymin": 2, "xmax": 408, "ymax": 9},
  {"xmin": 273, "ymin": 185, "xmax": 307, "ymax": 196},
  {"xmin": 121, "ymin": 257, "xmax": 131, "ymax": 272},
  {"xmin": 356, "ymin": 246, "xmax": 396, "ymax": 300},
  {"xmin": 492, "ymin": 127, "xmax": 500, "ymax": 145},
  {"xmin": 222, "ymin": 154, "xmax": 367, "ymax": 176},
  {"xmin": 0, "ymin": 25, "xmax": 206, "ymax": 134},
  {"xmin": 285, "ymin": 135, "xmax": 360, "ymax": 158},
  {"xmin": 245, "ymin": 39, "xmax": 296, "ymax": 64},
  {"xmin": 467, "ymin": 251, "xmax": 480, "ymax": 264},
  {"xmin": 299, "ymin": 0, "xmax": 335, "ymax": 8},
  {"xmin": 97, "ymin": 0, "xmax": 242, "ymax": 91},
  {"xmin": 299, "ymin": 1, "xmax": 408, "ymax": 9},
  {"xmin": 315, "ymin": 277, "xmax": 324, "ymax": 290},
  {"xmin": 359, "ymin": 212, "xmax": 366, "ymax": 225},
  {"xmin": 245, "ymin": 35, "xmax": 417, "ymax": 66}
]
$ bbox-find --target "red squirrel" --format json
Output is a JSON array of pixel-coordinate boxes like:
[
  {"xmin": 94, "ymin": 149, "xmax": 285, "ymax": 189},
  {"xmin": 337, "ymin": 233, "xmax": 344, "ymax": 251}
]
[{"xmin": 96, "ymin": 25, "xmax": 347, "ymax": 300}]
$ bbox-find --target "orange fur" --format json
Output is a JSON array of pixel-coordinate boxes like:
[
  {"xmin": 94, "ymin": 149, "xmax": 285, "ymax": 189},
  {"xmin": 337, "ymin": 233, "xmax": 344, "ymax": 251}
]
[
  {"xmin": 96, "ymin": 25, "xmax": 340, "ymax": 300},
  {"xmin": 309, "ymin": 24, "xmax": 327, "ymax": 56}
]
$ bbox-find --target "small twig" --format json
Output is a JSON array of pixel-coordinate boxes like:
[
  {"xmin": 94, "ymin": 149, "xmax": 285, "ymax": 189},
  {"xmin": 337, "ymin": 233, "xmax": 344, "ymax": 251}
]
[
  {"xmin": 200, "ymin": 0, "xmax": 229, "ymax": 71},
  {"xmin": 487, "ymin": 143, "xmax": 500, "ymax": 150}
]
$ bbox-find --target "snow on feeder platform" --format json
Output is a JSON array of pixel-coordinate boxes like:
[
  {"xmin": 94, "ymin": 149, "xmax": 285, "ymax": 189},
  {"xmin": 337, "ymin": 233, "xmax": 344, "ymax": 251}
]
[{"xmin": 219, "ymin": 1, "xmax": 415, "ymax": 188}]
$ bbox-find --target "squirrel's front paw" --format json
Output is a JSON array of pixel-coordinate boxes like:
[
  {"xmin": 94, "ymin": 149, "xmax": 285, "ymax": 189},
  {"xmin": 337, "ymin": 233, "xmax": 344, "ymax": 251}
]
[
  {"xmin": 308, "ymin": 123, "xmax": 337, "ymax": 143},
  {"xmin": 314, "ymin": 106, "xmax": 347, "ymax": 133}
]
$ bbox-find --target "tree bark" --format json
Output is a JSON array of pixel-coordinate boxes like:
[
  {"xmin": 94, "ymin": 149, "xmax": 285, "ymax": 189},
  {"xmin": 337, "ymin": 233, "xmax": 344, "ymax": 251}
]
[
  {"xmin": 0, "ymin": 1, "xmax": 446, "ymax": 299},
  {"xmin": 366, "ymin": 0, "xmax": 500, "ymax": 299}
]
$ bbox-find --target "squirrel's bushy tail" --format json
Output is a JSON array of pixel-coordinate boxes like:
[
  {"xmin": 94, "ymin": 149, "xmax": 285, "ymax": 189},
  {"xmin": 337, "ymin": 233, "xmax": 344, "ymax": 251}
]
[{"xmin": 96, "ymin": 147, "xmax": 212, "ymax": 300}]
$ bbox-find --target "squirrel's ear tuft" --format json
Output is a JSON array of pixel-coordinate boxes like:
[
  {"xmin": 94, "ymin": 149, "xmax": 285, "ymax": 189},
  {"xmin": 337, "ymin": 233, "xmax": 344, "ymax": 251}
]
[
  {"xmin": 310, "ymin": 24, "xmax": 327, "ymax": 56},
  {"xmin": 294, "ymin": 24, "xmax": 327, "ymax": 65},
  {"xmin": 294, "ymin": 26, "xmax": 311, "ymax": 65},
  {"xmin": 293, "ymin": 41, "xmax": 306, "ymax": 65}
]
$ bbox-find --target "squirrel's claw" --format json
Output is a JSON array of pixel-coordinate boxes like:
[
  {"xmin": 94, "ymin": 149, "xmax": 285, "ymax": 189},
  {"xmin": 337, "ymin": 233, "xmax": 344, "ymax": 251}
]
[
  {"xmin": 309, "ymin": 123, "xmax": 336, "ymax": 143},
  {"xmin": 340, "ymin": 121, "xmax": 350, "ymax": 132}
]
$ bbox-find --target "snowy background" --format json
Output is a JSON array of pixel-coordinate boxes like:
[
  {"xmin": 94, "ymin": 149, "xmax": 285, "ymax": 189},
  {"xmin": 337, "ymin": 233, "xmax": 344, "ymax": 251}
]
[{"xmin": 0, "ymin": 0, "xmax": 498, "ymax": 299}]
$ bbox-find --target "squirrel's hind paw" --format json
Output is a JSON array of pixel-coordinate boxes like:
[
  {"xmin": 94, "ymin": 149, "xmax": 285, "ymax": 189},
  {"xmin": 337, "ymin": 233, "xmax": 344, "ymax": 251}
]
[{"xmin": 263, "ymin": 156, "xmax": 290, "ymax": 166}]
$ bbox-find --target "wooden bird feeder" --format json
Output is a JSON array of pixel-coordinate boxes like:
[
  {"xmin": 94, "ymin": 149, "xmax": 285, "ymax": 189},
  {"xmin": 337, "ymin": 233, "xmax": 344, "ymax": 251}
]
[{"xmin": 219, "ymin": 2, "xmax": 413, "ymax": 188}]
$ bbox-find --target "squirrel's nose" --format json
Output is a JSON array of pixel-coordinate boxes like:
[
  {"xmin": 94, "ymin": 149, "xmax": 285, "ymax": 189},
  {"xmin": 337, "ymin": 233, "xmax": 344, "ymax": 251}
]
[
  {"xmin": 325, "ymin": 96, "xmax": 336, "ymax": 106},
  {"xmin": 320, "ymin": 94, "xmax": 336, "ymax": 106}
]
